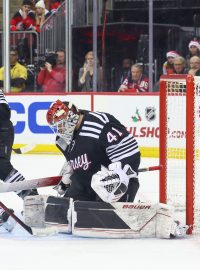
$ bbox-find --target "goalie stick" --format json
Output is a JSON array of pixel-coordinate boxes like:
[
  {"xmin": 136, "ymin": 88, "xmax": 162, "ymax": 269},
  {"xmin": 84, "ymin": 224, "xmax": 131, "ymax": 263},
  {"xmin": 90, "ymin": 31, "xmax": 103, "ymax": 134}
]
[
  {"xmin": 138, "ymin": 165, "xmax": 162, "ymax": 172},
  {"xmin": 0, "ymin": 201, "xmax": 32, "ymax": 235},
  {"xmin": 0, "ymin": 176, "xmax": 62, "ymax": 193},
  {"xmin": 12, "ymin": 143, "xmax": 36, "ymax": 154},
  {"xmin": 0, "ymin": 165, "xmax": 162, "ymax": 193},
  {"xmin": 0, "ymin": 201, "xmax": 58, "ymax": 236}
]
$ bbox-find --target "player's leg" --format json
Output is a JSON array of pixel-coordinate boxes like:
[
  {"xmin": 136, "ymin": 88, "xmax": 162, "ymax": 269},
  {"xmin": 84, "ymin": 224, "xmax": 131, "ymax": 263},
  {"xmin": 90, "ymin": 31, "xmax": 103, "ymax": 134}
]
[
  {"xmin": 0, "ymin": 130, "xmax": 38, "ymax": 199},
  {"xmin": 72, "ymin": 201, "xmax": 188, "ymax": 239},
  {"xmin": 3, "ymin": 167, "xmax": 39, "ymax": 199},
  {"xmin": 0, "ymin": 207, "xmax": 16, "ymax": 232},
  {"xmin": 0, "ymin": 125, "xmax": 15, "ymax": 231},
  {"xmin": 24, "ymin": 195, "xmax": 71, "ymax": 233},
  {"xmin": 0, "ymin": 165, "xmax": 38, "ymax": 231},
  {"xmin": 23, "ymin": 195, "xmax": 188, "ymax": 238},
  {"xmin": 0, "ymin": 125, "xmax": 38, "ymax": 231}
]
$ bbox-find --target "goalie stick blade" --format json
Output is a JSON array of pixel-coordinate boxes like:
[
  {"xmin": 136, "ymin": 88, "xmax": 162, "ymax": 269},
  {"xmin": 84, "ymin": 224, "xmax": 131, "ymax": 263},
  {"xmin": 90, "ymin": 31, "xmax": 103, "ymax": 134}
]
[
  {"xmin": 0, "ymin": 176, "xmax": 62, "ymax": 193},
  {"xmin": 12, "ymin": 143, "xmax": 36, "ymax": 154},
  {"xmin": 31, "ymin": 226, "xmax": 59, "ymax": 237},
  {"xmin": 0, "ymin": 201, "xmax": 33, "ymax": 235}
]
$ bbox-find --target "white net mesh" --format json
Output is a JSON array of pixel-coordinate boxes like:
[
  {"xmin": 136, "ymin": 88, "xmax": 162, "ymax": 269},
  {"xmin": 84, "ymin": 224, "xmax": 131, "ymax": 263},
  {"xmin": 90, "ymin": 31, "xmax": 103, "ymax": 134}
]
[
  {"xmin": 194, "ymin": 78, "xmax": 200, "ymax": 233},
  {"xmin": 161, "ymin": 75, "xmax": 200, "ymax": 234},
  {"xmin": 166, "ymin": 80, "xmax": 186, "ymax": 211}
]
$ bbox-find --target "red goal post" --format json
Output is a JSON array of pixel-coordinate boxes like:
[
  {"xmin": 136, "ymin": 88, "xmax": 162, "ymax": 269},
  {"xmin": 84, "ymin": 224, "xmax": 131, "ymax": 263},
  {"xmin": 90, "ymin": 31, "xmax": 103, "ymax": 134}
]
[{"xmin": 159, "ymin": 74, "xmax": 200, "ymax": 234}]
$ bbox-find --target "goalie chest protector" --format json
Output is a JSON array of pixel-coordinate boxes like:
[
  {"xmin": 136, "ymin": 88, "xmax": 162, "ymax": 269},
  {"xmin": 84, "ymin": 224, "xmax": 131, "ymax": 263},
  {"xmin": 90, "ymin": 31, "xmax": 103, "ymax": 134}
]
[{"xmin": 56, "ymin": 110, "xmax": 140, "ymax": 200}]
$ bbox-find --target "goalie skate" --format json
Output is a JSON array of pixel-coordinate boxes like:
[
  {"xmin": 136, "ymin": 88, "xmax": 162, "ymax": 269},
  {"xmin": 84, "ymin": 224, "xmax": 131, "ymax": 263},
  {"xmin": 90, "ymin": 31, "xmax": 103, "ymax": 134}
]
[
  {"xmin": 170, "ymin": 221, "xmax": 189, "ymax": 238},
  {"xmin": 0, "ymin": 209, "xmax": 16, "ymax": 232}
]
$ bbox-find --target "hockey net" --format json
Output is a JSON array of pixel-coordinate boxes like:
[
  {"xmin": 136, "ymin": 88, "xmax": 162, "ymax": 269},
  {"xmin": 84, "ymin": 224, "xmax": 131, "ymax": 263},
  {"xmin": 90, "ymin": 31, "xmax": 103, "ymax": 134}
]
[{"xmin": 159, "ymin": 75, "xmax": 200, "ymax": 234}]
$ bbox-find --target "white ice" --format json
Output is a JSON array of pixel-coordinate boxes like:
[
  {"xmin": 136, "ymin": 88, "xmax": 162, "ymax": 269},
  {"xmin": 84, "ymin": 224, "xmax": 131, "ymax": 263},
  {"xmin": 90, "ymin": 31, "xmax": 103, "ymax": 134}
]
[{"xmin": 0, "ymin": 155, "xmax": 200, "ymax": 270}]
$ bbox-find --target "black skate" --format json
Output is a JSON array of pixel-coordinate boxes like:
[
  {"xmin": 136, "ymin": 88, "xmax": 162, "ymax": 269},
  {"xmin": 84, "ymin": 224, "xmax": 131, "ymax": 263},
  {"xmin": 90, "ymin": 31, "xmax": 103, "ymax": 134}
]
[
  {"xmin": 170, "ymin": 221, "xmax": 189, "ymax": 238},
  {"xmin": 0, "ymin": 209, "xmax": 16, "ymax": 232}
]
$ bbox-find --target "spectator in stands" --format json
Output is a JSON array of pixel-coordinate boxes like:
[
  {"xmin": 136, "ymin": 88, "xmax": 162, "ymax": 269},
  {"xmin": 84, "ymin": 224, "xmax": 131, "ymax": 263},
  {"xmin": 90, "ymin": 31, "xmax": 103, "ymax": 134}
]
[
  {"xmin": 30, "ymin": 0, "xmax": 36, "ymax": 9},
  {"xmin": 185, "ymin": 40, "xmax": 200, "ymax": 66},
  {"xmin": 10, "ymin": 0, "xmax": 35, "ymax": 31},
  {"xmin": 24, "ymin": 64, "xmax": 35, "ymax": 92},
  {"xmin": 33, "ymin": 0, "xmax": 50, "ymax": 32},
  {"xmin": 111, "ymin": 58, "xmax": 133, "ymax": 91},
  {"xmin": 37, "ymin": 50, "xmax": 66, "ymax": 92},
  {"xmin": 118, "ymin": 64, "xmax": 149, "ymax": 93},
  {"xmin": 173, "ymin": 56, "xmax": 188, "ymax": 74},
  {"xmin": 49, "ymin": 0, "xmax": 64, "ymax": 13},
  {"xmin": 188, "ymin": 56, "xmax": 200, "ymax": 76},
  {"xmin": 78, "ymin": 51, "xmax": 103, "ymax": 92},
  {"xmin": 29, "ymin": 0, "xmax": 48, "ymax": 10},
  {"xmin": 0, "ymin": 49, "xmax": 28, "ymax": 93},
  {"xmin": 10, "ymin": 0, "xmax": 39, "ymax": 64},
  {"xmin": 162, "ymin": 51, "xmax": 180, "ymax": 75}
]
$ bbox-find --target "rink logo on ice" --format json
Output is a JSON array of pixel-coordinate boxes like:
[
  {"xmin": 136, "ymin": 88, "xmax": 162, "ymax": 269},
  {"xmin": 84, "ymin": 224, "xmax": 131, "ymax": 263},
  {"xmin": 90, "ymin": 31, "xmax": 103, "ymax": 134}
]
[
  {"xmin": 145, "ymin": 107, "xmax": 156, "ymax": 122},
  {"xmin": 9, "ymin": 101, "xmax": 53, "ymax": 134}
]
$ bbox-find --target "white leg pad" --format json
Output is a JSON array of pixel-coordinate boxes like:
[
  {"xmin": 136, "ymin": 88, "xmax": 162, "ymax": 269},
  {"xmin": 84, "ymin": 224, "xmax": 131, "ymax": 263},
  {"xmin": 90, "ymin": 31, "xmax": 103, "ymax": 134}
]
[
  {"xmin": 155, "ymin": 203, "xmax": 175, "ymax": 238},
  {"xmin": 72, "ymin": 201, "xmax": 176, "ymax": 239},
  {"xmin": 24, "ymin": 195, "xmax": 46, "ymax": 228},
  {"xmin": 24, "ymin": 195, "xmax": 72, "ymax": 234},
  {"xmin": 24, "ymin": 197, "xmax": 176, "ymax": 238}
]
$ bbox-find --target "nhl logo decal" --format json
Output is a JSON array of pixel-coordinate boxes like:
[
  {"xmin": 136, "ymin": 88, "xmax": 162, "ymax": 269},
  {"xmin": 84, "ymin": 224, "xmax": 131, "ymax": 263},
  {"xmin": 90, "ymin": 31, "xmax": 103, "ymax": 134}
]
[{"xmin": 145, "ymin": 107, "xmax": 156, "ymax": 121}]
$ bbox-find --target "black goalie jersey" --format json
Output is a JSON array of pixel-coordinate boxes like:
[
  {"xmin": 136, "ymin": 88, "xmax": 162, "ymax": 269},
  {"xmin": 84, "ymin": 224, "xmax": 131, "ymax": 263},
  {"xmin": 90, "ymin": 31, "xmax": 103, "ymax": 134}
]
[{"xmin": 56, "ymin": 110, "xmax": 141, "ymax": 201}]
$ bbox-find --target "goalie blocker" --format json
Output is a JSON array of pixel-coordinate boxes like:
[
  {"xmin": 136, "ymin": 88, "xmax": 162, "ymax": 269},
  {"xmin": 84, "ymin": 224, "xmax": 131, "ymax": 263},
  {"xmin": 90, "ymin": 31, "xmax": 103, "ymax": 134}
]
[{"xmin": 24, "ymin": 195, "xmax": 187, "ymax": 238}]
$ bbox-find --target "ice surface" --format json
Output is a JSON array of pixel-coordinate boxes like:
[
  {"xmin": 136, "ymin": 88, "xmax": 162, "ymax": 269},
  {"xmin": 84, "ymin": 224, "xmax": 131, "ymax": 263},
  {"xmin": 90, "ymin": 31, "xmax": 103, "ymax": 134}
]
[{"xmin": 0, "ymin": 155, "xmax": 200, "ymax": 270}]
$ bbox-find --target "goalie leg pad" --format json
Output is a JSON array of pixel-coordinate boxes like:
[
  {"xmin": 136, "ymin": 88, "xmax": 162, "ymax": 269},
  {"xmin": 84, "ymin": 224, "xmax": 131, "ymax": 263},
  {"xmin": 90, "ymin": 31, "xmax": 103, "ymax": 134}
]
[
  {"xmin": 72, "ymin": 201, "xmax": 176, "ymax": 239},
  {"xmin": 155, "ymin": 203, "xmax": 175, "ymax": 238},
  {"xmin": 24, "ymin": 195, "xmax": 72, "ymax": 233}
]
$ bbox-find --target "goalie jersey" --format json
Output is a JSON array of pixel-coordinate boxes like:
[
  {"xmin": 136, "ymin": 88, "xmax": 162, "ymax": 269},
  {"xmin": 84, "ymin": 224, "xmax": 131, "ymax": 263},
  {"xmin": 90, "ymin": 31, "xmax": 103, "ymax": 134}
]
[{"xmin": 56, "ymin": 110, "xmax": 141, "ymax": 201}]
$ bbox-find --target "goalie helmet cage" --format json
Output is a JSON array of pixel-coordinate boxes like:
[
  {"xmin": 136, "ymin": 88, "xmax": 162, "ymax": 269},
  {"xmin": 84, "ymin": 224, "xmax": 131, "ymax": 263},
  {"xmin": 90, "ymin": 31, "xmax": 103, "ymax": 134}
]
[{"xmin": 159, "ymin": 74, "xmax": 200, "ymax": 235}]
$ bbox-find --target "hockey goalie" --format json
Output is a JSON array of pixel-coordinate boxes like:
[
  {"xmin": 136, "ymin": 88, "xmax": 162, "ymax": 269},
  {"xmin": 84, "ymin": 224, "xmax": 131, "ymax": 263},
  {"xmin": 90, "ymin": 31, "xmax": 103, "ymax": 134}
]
[{"xmin": 23, "ymin": 100, "xmax": 187, "ymax": 239}]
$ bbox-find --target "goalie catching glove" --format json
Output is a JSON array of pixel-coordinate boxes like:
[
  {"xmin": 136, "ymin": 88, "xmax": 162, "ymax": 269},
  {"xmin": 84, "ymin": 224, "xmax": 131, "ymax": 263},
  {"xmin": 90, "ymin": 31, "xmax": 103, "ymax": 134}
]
[
  {"xmin": 54, "ymin": 161, "xmax": 73, "ymax": 195},
  {"xmin": 91, "ymin": 162, "xmax": 137, "ymax": 203}
]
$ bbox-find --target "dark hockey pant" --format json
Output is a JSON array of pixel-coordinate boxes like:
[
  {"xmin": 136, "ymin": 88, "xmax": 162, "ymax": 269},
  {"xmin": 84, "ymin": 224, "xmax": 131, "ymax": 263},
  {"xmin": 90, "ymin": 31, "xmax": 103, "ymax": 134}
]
[
  {"xmin": 0, "ymin": 124, "xmax": 14, "ymax": 180},
  {"xmin": 0, "ymin": 124, "xmax": 38, "ymax": 198}
]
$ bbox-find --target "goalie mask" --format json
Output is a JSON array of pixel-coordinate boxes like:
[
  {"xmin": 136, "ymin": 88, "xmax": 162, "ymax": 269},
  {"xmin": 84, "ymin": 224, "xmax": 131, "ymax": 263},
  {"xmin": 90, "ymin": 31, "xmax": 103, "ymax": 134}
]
[{"xmin": 46, "ymin": 100, "xmax": 80, "ymax": 145}]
